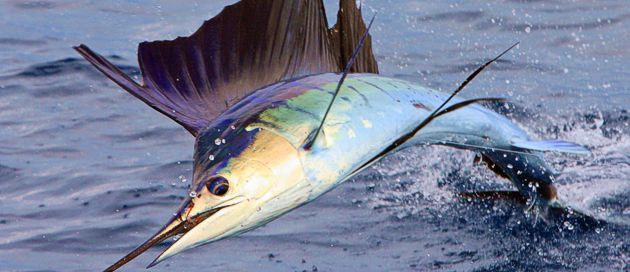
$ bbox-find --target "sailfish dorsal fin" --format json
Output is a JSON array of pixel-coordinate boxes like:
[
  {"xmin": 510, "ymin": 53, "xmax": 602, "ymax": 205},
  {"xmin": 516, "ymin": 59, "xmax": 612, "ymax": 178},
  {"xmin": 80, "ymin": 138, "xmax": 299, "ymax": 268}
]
[{"xmin": 74, "ymin": 0, "xmax": 378, "ymax": 136}]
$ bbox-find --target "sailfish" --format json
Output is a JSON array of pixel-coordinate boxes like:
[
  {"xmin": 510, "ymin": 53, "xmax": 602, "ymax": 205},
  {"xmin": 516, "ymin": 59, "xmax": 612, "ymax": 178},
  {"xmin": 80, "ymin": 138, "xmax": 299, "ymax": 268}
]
[{"xmin": 74, "ymin": 0, "xmax": 596, "ymax": 270}]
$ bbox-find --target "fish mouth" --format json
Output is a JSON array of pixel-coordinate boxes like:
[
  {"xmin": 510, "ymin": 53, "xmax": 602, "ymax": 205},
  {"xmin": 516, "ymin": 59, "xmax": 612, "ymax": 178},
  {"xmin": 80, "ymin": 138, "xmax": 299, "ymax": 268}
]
[{"xmin": 102, "ymin": 197, "xmax": 238, "ymax": 272}]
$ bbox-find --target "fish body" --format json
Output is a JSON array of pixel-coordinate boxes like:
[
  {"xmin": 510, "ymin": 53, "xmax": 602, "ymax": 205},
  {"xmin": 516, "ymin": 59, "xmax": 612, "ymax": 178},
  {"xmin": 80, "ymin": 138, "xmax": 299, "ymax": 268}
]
[
  {"xmin": 201, "ymin": 73, "xmax": 526, "ymax": 201},
  {"xmin": 72, "ymin": 0, "xmax": 596, "ymax": 270},
  {"xmin": 191, "ymin": 72, "xmax": 572, "ymax": 240}
]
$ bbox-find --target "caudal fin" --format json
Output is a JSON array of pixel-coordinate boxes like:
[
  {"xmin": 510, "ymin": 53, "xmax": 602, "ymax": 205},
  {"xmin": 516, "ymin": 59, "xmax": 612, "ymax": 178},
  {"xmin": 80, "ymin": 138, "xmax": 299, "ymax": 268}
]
[{"xmin": 458, "ymin": 190, "xmax": 606, "ymax": 229}]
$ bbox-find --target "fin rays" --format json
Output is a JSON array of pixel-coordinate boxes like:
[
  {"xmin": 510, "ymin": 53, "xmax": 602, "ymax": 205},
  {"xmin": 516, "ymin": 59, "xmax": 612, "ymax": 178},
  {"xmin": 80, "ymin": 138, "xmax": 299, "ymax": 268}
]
[
  {"xmin": 73, "ymin": 45, "xmax": 202, "ymax": 135},
  {"xmin": 303, "ymin": 15, "xmax": 376, "ymax": 150},
  {"xmin": 76, "ymin": 0, "xmax": 378, "ymax": 136}
]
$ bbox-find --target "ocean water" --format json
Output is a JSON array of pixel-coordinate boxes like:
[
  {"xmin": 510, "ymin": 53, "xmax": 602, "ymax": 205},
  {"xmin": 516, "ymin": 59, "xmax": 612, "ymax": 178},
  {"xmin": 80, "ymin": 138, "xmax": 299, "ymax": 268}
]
[{"xmin": 0, "ymin": 0, "xmax": 628, "ymax": 271}]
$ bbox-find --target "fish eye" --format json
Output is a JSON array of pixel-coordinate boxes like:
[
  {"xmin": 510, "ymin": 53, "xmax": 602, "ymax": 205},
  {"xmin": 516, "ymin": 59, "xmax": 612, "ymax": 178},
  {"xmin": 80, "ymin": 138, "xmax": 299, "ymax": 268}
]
[{"xmin": 206, "ymin": 176, "xmax": 229, "ymax": 196}]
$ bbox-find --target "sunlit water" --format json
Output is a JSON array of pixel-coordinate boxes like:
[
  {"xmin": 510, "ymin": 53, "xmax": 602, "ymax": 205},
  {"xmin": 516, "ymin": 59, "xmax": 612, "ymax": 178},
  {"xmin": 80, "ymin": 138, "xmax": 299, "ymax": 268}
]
[{"xmin": 0, "ymin": 1, "xmax": 628, "ymax": 271}]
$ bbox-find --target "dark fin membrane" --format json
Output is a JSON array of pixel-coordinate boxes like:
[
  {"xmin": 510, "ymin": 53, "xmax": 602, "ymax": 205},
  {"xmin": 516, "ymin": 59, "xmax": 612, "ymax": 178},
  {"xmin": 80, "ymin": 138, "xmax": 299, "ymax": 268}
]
[
  {"xmin": 330, "ymin": 0, "xmax": 379, "ymax": 73},
  {"xmin": 474, "ymin": 151, "xmax": 607, "ymax": 229},
  {"xmin": 74, "ymin": 45, "xmax": 202, "ymax": 135},
  {"xmin": 75, "ymin": 0, "xmax": 378, "ymax": 136},
  {"xmin": 474, "ymin": 153, "xmax": 510, "ymax": 179},
  {"xmin": 480, "ymin": 151, "xmax": 559, "ymax": 201}
]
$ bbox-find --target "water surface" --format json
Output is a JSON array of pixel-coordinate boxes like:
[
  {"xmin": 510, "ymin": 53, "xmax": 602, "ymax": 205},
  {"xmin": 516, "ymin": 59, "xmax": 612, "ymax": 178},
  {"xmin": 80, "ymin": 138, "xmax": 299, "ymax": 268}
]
[{"xmin": 0, "ymin": 0, "xmax": 628, "ymax": 271}]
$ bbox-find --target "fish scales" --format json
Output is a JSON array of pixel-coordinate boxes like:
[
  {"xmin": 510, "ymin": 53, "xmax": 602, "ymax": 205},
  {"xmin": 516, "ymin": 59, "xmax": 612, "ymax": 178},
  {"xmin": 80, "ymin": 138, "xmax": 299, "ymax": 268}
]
[{"xmin": 204, "ymin": 73, "xmax": 529, "ymax": 200}]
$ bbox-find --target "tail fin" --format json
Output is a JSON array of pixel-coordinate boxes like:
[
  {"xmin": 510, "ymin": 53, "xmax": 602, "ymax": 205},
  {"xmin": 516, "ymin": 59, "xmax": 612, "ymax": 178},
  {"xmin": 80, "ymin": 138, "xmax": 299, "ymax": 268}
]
[
  {"xmin": 480, "ymin": 152, "xmax": 559, "ymax": 202},
  {"xmin": 75, "ymin": 0, "xmax": 379, "ymax": 136},
  {"xmin": 458, "ymin": 190, "xmax": 606, "ymax": 229},
  {"xmin": 511, "ymin": 139, "xmax": 591, "ymax": 155}
]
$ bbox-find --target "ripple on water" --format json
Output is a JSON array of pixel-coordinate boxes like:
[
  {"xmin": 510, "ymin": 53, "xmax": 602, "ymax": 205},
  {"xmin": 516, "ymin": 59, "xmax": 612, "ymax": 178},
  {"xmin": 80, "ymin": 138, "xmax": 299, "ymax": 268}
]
[
  {"xmin": 0, "ymin": 0, "xmax": 629, "ymax": 271},
  {"xmin": 13, "ymin": 57, "xmax": 139, "ymax": 79},
  {"xmin": 368, "ymin": 108, "xmax": 630, "ymax": 270}
]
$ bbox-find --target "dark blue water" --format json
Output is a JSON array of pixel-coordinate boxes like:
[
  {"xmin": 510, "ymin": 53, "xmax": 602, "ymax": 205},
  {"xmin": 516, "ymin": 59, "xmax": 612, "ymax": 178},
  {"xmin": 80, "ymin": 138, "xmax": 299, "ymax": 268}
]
[{"xmin": 1, "ymin": 1, "xmax": 628, "ymax": 271}]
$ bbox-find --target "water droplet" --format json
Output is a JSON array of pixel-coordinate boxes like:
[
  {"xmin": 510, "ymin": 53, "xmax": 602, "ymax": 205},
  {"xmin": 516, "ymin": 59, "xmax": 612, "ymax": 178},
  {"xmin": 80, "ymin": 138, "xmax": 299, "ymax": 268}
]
[
  {"xmin": 222, "ymin": 138, "xmax": 226, "ymax": 144},
  {"xmin": 208, "ymin": 155, "xmax": 215, "ymax": 161},
  {"xmin": 524, "ymin": 26, "xmax": 531, "ymax": 33},
  {"xmin": 214, "ymin": 138, "xmax": 222, "ymax": 145},
  {"xmin": 563, "ymin": 221, "xmax": 574, "ymax": 230},
  {"xmin": 507, "ymin": 164, "xmax": 513, "ymax": 169},
  {"xmin": 595, "ymin": 228, "xmax": 602, "ymax": 234},
  {"xmin": 189, "ymin": 191, "xmax": 198, "ymax": 198},
  {"xmin": 230, "ymin": 125, "xmax": 236, "ymax": 130}
]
